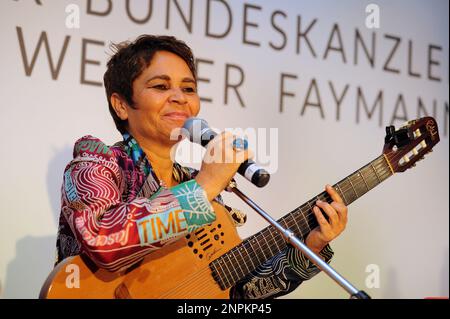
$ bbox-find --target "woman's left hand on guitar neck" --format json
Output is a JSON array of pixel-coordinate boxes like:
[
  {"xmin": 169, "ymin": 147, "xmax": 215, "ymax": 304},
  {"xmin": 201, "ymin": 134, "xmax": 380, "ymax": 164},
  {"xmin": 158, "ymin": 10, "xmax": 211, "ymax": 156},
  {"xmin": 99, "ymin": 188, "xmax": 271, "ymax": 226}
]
[{"xmin": 306, "ymin": 184, "xmax": 348, "ymax": 255}]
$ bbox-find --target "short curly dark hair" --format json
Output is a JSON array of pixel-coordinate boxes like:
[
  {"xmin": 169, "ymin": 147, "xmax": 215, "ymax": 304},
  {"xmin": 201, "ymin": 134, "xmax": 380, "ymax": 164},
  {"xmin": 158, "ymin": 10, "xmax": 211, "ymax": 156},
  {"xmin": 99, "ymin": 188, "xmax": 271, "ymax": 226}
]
[{"xmin": 103, "ymin": 35, "xmax": 197, "ymax": 134}]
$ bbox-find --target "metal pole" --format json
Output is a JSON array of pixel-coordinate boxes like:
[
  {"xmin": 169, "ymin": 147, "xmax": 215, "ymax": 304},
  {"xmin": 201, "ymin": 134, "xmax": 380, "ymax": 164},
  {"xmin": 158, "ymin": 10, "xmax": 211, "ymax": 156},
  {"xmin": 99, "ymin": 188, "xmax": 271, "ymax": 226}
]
[{"xmin": 227, "ymin": 182, "xmax": 370, "ymax": 299}]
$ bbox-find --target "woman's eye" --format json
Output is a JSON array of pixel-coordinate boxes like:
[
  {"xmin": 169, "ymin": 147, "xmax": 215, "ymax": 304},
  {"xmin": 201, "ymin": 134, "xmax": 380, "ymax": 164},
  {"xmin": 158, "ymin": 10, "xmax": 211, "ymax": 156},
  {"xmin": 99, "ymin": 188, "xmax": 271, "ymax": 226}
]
[
  {"xmin": 152, "ymin": 84, "xmax": 168, "ymax": 90},
  {"xmin": 183, "ymin": 87, "xmax": 196, "ymax": 93}
]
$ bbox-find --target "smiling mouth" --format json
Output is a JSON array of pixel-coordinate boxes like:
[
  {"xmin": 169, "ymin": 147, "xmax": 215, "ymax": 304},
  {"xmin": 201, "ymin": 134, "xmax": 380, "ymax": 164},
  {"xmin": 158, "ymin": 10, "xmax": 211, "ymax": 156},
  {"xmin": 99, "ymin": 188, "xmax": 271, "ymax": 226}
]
[{"xmin": 163, "ymin": 112, "xmax": 189, "ymax": 121}]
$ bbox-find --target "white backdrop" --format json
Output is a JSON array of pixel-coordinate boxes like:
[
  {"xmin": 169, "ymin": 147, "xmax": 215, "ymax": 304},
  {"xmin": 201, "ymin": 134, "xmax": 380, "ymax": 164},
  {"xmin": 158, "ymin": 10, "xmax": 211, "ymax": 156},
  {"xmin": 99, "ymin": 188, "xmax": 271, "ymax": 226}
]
[{"xmin": 0, "ymin": 0, "xmax": 448, "ymax": 299}]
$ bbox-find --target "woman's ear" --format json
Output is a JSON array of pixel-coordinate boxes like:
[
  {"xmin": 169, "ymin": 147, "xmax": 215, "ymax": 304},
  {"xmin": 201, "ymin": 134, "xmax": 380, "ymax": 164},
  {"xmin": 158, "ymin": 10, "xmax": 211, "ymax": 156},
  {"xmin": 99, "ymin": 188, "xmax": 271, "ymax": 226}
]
[{"xmin": 111, "ymin": 93, "xmax": 129, "ymax": 120}]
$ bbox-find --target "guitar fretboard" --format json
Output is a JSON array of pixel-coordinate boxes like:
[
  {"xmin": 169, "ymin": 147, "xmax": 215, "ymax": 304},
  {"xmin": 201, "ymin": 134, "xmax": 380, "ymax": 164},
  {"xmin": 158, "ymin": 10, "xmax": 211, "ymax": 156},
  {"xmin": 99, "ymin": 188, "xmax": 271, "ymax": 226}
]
[{"xmin": 210, "ymin": 154, "xmax": 393, "ymax": 290}]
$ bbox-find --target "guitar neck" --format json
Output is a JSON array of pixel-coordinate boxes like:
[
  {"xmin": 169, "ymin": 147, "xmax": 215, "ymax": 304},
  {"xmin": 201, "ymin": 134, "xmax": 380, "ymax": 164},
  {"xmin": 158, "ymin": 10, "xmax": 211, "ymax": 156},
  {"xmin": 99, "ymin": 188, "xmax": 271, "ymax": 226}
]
[{"xmin": 210, "ymin": 154, "xmax": 394, "ymax": 290}]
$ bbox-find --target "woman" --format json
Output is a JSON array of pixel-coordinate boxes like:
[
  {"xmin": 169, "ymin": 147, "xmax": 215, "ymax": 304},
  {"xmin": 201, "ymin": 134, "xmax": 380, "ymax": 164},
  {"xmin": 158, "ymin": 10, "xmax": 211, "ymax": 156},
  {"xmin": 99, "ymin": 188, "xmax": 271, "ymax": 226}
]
[{"xmin": 55, "ymin": 35, "xmax": 348, "ymax": 298}]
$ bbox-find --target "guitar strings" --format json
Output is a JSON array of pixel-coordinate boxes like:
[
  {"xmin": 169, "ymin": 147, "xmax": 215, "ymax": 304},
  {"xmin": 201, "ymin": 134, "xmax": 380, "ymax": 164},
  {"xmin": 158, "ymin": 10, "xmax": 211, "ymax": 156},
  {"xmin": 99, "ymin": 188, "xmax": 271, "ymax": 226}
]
[
  {"xmin": 160, "ymin": 148, "xmax": 413, "ymax": 297},
  {"xmin": 160, "ymin": 157, "xmax": 393, "ymax": 297},
  {"xmin": 161, "ymin": 155, "xmax": 396, "ymax": 296},
  {"xmin": 206, "ymin": 157, "xmax": 393, "ymax": 288}
]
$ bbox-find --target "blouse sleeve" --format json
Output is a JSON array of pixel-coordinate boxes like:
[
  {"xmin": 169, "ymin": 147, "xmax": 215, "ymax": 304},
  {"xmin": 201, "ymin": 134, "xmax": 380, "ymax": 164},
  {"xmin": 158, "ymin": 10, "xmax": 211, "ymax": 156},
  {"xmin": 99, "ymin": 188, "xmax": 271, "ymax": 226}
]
[
  {"xmin": 229, "ymin": 244, "xmax": 334, "ymax": 299},
  {"xmin": 61, "ymin": 136, "xmax": 215, "ymax": 272}
]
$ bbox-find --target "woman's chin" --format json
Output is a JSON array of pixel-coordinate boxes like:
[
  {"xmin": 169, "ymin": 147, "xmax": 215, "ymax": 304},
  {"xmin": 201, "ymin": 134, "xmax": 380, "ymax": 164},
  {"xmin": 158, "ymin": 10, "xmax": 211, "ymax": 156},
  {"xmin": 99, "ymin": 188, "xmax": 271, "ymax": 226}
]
[{"xmin": 164, "ymin": 125, "xmax": 185, "ymax": 143}]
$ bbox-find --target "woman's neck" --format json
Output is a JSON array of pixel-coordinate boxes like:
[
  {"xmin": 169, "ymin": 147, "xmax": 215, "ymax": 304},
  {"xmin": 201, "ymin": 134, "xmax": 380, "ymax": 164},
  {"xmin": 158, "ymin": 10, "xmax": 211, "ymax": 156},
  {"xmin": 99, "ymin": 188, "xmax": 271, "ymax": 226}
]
[
  {"xmin": 131, "ymin": 134, "xmax": 178, "ymax": 187},
  {"xmin": 146, "ymin": 149, "xmax": 177, "ymax": 187}
]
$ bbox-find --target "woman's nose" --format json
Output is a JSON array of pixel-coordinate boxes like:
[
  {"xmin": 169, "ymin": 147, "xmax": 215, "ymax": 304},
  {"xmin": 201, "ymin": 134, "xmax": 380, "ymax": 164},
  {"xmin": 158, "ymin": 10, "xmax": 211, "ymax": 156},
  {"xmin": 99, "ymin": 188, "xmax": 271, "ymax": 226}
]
[{"xmin": 168, "ymin": 88, "xmax": 187, "ymax": 104}]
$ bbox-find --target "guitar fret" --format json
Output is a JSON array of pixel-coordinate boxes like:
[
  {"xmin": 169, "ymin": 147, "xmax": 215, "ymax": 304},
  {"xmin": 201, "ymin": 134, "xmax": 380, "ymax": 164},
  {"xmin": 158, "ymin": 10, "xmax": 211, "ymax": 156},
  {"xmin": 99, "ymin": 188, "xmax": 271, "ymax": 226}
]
[
  {"xmin": 335, "ymin": 183, "xmax": 348, "ymax": 205},
  {"xmin": 244, "ymin": 245, "xmax": 257, "ymax": 270},
  {"xmin": 347, "ymin": 177, "xmax": 359, "ymax": 198},
  {"xmin": 351, "ymin": 171, "xmax": 369, "ymax": 197},
  {"xmin": 210, "ymin": 263, "xmax": 220, "ymax": 285},
  {"xmin": 291, "ymin": 211, "xmax": 302, "ymax": 234},
  {"xmin": 302, "ymin": 202, "xmax": 317, "ymax": 234},
  {"xmin": 251, "ymin": 237, "xmax": 265, "ymax": 265},
  {"xmin": 282, "ymin": 216, "xmax": 299, "ymax": 242},
  {"xmin": 307, "ymin": 210, "xmax": 317, "ymax": 227},
  {"xmin": 280, "ymin": 217, "xmax": 288, "ymax": 228},
  {"xmin": 306, "ymin": 201, "xmax": 315, "ymax": 215},
  {"xmin": 377, "ymin": 156, "xmax": 393, "ymax": 180},
  {"xmin": 383, "ymin": 154, "xmax": 395, "ymax": 175},
  {"xmin": 380, "ymin": 169, "xmax": 391, "ymax": 180},
  {"xmin": 247, "ymin": 237, "xmax": 257, "ymax": 261},
  {"xmin": 236, "ymin": 247, "xmax": 250, "ymax": 274},
  {"xmin": 248, "ymin": 238, "xmax": 262, "ymax": 272},
  {"xmin": 300, "ymin": 209, "xmax": 311, "ymax": 234},
  {"xmin": 224, "ymin": 253, "xmax": 237, "ymax": 283},
  {"xmin": 269, "ymin": 228, "xmax": 282, "ymax": 252},
  {"xmin": 281, "ymin": 218, "xmax": 291, "ymax": 237},
  {"xmin": 215, "ymin": 260, "xmax": 230, "ymax": 288},
  {"xmin": 231, "ymin": 249, "xmax": 245, "ymax": 278},
  {"xmin": 338, "ymin": 179, "xmax": 358, "ymax": 204},
  {"xmin": 262, "ymin": 229, "xmax": 275, "ymax": 257},
  {"xmin": 357, "ymin": 170, "xmax": 369, "ymax": 191},
  {"xmin": 372, "ymin": 162, "xmax": 382, "ymax": 182},
  {"xmin": 256, "ymin": 235, "xmax": 268, "ymax": 262},
  {"xmin": 361, "ymin": 165, "xmax": 378, "ymax": 189}
]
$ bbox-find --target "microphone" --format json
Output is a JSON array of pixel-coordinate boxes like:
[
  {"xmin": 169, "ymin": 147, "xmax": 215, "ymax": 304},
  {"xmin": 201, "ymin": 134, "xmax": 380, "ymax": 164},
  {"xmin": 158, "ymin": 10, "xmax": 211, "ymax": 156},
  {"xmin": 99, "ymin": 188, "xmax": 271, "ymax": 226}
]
[{"xmin": 183, "ymin": 117, "xmax": 270, "ymax": 188}]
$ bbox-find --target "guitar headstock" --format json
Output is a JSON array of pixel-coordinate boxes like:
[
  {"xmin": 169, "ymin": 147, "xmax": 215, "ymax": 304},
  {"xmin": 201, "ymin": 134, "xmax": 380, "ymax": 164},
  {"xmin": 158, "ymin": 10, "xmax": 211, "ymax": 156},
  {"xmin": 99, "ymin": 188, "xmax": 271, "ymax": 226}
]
[{"xmin": 383, "ymin": 117, "xmax": 440, "ymax": 173}]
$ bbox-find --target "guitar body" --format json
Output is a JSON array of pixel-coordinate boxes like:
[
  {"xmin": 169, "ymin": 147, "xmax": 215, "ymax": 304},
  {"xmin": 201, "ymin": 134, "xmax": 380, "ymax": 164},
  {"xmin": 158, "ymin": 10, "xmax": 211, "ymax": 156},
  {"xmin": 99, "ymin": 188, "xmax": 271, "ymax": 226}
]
[{"xmin": 40, "ymin": 202, "xmax": 242, "ymax": 299}]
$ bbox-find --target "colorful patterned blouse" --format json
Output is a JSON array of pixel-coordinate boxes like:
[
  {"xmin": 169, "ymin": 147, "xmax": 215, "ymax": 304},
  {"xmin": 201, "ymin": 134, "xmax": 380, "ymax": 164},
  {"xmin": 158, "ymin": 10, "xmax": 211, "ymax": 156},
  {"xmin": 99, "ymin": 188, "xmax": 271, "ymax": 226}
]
[{"xmin": 56, "ymin": 133, "xmax": 334, "ymax": 298}]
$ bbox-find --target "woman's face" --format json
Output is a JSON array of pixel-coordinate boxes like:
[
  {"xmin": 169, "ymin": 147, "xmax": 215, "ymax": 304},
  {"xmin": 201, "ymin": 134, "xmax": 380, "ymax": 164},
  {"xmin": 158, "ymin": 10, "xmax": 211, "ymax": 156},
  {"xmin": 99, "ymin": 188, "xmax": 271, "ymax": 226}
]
[{"xmin": 125, "ymin": 50, "xmax": 200, "ymax": 145}]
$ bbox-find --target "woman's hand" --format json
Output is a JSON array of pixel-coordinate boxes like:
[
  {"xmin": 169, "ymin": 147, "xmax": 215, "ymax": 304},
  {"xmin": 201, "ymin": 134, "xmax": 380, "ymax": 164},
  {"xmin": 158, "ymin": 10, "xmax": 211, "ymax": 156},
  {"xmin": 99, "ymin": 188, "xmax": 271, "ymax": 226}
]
[
  {"xmin": 195, "ymin": 132, "xmax": 253, "ymax": 202},
  {"xmin": 306, "ymin": 185, "xmax": 348, "ymax": 254}
]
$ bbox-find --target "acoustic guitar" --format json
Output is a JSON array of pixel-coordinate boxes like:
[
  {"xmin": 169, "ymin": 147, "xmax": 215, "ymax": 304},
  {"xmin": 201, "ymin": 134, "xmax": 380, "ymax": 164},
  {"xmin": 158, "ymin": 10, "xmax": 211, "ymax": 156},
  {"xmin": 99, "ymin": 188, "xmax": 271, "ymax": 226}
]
[{"xmin": 40, "ymin": 117, "xmax": 440, "ymax": 298}]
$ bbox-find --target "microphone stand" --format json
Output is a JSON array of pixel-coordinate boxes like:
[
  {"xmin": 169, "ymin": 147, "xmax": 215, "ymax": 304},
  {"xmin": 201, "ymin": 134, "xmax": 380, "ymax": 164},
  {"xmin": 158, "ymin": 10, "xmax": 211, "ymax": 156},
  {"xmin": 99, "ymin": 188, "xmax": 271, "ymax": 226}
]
[{"xmin": 226, "ymin": 181, "xmax": 371, "ymax": 299}]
